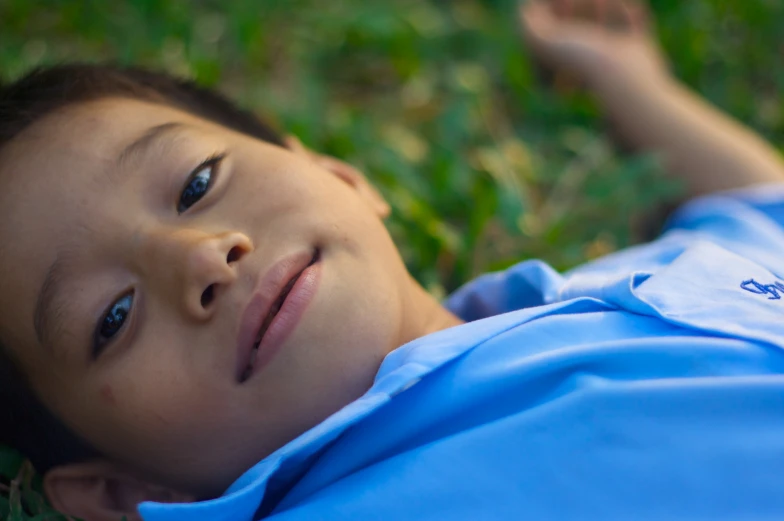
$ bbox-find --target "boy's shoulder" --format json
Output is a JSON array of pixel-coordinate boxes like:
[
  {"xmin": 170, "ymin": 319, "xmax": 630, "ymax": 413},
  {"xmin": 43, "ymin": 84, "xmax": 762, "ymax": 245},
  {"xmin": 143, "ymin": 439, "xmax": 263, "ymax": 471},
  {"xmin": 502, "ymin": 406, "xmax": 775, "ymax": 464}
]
[{"xmin": 449, "ymin": 183, "xmax": 784, "ymax": 323}]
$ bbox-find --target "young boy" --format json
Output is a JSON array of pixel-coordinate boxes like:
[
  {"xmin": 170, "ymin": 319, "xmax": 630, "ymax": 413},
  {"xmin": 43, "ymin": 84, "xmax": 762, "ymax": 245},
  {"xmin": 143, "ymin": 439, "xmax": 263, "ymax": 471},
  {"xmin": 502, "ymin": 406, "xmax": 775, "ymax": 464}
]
[{"xmin": 2, "ymin": 0, "xmax": 784, "ymax": 520}]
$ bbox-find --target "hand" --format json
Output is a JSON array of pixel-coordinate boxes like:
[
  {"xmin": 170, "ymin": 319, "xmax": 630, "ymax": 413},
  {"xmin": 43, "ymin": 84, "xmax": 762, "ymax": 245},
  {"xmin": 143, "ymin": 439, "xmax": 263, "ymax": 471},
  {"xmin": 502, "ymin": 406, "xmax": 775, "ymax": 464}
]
[{"xmin": 519, "ymin": 0, "xmax": 669, "ymax": 89}]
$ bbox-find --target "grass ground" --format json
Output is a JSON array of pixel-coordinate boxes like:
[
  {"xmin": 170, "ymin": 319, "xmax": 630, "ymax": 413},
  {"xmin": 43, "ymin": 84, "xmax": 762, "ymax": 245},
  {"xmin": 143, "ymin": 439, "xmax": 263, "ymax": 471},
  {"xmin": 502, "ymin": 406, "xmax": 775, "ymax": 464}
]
[{"xmin": 1, "ymin": 0, "xmax": 783, "ymax": 519}]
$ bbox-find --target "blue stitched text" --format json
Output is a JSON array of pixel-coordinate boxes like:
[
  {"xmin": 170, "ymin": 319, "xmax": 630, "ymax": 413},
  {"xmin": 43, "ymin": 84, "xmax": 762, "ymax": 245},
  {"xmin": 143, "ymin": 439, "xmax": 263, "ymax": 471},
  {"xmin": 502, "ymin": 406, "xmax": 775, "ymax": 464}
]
[{"xmin": 740, "ymin": 278, "xmax": 784, "ymax": 300}]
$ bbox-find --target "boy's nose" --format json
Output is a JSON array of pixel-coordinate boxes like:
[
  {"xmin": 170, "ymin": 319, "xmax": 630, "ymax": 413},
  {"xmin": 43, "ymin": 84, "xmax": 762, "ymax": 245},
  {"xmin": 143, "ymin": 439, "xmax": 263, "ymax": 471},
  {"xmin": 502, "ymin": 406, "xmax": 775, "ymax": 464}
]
[{"xmin": 141, "ymin": 227, "xmax": 253, "ymax": 319}]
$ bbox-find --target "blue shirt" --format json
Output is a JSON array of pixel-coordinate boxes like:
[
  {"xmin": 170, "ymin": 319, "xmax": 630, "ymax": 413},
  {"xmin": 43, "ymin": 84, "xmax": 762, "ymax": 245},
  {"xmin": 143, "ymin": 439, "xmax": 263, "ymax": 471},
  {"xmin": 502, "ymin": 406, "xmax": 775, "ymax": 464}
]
[{"xmin": 141, "ymin": 185, "xmax": 784, "ymax": 521}]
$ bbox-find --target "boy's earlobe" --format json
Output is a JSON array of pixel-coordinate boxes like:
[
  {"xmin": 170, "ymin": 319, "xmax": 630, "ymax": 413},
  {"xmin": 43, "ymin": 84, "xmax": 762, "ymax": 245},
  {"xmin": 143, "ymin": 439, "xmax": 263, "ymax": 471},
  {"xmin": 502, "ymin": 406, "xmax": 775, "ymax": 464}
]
[
  {"xmin": 44, "ymin": 461, "xmax": 195, "ymax": 521},
  {"xmin": 285, "ymin": 135, "xmax": 391, "ymax": 219}
]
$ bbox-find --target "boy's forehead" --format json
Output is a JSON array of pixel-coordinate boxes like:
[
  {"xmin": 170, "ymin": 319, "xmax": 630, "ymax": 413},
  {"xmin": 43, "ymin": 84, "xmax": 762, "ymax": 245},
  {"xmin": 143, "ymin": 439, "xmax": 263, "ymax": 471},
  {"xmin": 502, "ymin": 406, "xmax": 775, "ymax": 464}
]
[
  {"xmin": 0, "ymin": 102, "xmax": 191, "ymax": 283},
  {"xmin": 0, "ymin": 97, "xmax": 230, "ymax": 216},
  {"xmin": 0, "ymin": 99, "xmax": 182, "ymax": 216},
  {"xmin": 9, "ymin": 97, "xmax": 202, "ymax": 156}
]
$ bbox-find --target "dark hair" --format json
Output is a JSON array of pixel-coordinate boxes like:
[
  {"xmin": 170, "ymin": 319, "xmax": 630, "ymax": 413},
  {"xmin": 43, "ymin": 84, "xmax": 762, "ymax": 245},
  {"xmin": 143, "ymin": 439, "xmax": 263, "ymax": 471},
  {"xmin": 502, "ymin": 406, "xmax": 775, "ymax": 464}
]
[{"xmin": 0, "ymin": 63, "xmax": 286, "ymax": 474}]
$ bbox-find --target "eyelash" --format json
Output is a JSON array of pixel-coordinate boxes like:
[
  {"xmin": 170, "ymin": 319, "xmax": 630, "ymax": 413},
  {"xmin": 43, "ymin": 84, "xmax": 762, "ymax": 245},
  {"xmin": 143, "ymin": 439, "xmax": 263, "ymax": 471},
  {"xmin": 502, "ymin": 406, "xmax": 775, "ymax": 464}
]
[
  {"xmin": 91, "ymin": 153, "xmax": 225, "ymax": 359},
  {"xmin": 177, "ymin": 153, "xmax": 225, "ymax": 214}
]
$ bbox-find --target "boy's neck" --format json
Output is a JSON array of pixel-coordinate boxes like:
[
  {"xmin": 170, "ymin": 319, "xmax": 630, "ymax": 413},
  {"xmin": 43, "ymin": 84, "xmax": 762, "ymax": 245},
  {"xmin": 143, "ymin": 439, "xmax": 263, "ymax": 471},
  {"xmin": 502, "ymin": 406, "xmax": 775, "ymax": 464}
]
[{"xmin": 404, "ymin": 277, "xmax": 464, "ymax": 343}]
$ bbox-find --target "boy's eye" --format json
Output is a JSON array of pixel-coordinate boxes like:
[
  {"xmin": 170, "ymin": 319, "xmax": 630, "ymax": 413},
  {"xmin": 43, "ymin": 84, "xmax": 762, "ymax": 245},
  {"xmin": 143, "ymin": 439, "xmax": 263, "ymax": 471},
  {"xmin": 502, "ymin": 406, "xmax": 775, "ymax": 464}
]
[
  {"xmin": 177, "ymin": 154, "xmax": 223, "ymax": 213},
  {"xmin": 93, "ymin": 293, "xmax": 133, "ymax": 359}
]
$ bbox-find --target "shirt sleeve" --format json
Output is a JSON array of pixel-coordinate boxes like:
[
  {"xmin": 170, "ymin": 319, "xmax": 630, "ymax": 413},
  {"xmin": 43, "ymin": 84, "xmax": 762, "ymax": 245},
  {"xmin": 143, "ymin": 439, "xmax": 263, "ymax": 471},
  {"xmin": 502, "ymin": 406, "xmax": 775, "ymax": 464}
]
[
  {"xmin": 663, "ymin": 182, "xmax": 784, "ymax": 272},
  {"xmin": 448, "ymin": 183, "xmax": 784, "ymax": 319}
]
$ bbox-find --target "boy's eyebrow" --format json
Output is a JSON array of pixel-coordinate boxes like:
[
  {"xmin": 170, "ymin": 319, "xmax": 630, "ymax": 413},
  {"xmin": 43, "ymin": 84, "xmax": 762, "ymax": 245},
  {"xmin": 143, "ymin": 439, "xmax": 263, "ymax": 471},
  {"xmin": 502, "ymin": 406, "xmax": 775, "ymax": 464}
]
[
  {"xmin": 117, "ymin": 121, "xmax": 188, "ymax": 168},
  {"xmin": 33, "ymin": 251, "xmax": 76, "ymax": 353}
]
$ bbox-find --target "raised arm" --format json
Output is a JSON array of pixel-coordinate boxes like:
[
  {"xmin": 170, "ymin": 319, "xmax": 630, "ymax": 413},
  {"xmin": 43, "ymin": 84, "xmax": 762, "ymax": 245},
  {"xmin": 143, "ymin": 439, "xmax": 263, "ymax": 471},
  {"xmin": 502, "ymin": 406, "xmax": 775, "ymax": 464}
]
[{"xmin": 520, "ymin": 0, "xmax": 784, "ymax": 197}]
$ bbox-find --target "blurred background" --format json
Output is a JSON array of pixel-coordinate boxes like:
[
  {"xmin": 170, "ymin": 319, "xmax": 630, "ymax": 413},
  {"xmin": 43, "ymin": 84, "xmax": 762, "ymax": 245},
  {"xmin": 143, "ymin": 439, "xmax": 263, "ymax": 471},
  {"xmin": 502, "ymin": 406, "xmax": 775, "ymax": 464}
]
[{"xmin": 0, "ymin": 0, "xmax": 783, "ymax": 517}]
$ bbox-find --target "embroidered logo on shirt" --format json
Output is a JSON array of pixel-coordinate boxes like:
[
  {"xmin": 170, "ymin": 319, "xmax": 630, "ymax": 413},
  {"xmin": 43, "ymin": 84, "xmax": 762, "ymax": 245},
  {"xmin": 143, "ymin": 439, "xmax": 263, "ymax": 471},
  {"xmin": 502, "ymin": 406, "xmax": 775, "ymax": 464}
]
[{"xmin": 741, "ymin": 279, "xmax": 784, "ymax": 300}]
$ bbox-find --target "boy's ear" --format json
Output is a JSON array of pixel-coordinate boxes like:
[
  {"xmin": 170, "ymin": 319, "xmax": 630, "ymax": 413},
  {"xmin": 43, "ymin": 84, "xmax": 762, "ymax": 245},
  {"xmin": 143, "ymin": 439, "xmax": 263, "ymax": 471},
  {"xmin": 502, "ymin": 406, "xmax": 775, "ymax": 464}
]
[
  {"xmin": 285, "ymin": 135, "xmax": 391, "ymax": 219},
  {"xmin": 44, "ymin": 460, "xmax": 195, "ymax": 521}
]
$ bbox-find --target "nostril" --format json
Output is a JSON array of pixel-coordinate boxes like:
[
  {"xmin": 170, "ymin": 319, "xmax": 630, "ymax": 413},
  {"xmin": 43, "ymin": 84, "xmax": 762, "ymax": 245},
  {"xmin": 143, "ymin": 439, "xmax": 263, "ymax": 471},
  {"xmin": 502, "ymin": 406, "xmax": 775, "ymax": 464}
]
[
  {"xmin": 227, "ymin": 246, "xmax": 242, "ymax": 264},
  {"xmin": 201, "ymin": 284, "xmax": 215, "ymax": 308}
]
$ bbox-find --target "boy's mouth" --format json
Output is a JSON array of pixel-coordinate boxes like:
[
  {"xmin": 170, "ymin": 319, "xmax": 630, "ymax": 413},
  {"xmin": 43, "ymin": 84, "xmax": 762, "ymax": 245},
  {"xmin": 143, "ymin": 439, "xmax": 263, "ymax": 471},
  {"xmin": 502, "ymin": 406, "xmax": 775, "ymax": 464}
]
[{"xmin": 236, "ymin": 249, "xmax": 320, "ymax": 383}]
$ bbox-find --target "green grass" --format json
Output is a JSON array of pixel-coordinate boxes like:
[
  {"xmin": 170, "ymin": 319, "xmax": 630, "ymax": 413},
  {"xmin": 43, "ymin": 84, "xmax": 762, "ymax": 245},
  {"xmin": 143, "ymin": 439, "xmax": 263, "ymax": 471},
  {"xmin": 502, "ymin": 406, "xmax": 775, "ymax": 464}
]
[{"xmin": 1, "ymin": 0, "xmax": 783, "ymax": 519}]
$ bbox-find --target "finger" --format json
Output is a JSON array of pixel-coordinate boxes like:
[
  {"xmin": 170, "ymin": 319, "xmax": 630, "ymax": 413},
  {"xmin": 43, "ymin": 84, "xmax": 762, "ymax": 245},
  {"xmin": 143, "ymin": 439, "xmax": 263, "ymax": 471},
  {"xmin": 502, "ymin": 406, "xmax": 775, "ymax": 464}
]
[
  {"xmin": 605, "ymin": 0, "xmax": 631, "ymax": 31},
  {"xmin": 520, "ymin": 0, "xmax": 558, "ymax": 43},
  {"xmin": 622, "ymin": 0, "xmax": 649, "ymax": 33},
  {"xmin": 594, "ymin": 0, "xmax": 608, "ymax": 25},
  {"xmin": 520, "ymin": 1, "xmax": 547, "ymax": 33},
  {"xmin": 552, "ymin": 0, "xmax": 572, "ymax": 19}
]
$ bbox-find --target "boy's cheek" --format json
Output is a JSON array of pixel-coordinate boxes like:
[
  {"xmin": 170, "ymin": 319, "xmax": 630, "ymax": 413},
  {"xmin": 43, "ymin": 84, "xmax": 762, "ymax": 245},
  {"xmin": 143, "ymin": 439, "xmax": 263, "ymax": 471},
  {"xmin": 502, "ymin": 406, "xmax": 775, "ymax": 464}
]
[
  {"xmin": 99, "ymin": 383, "xmax": 116, "ymax": 405},
  {"xmin": 86, "ymin": 390, "xmax": 241, "ymax": 469},
  {"xmin": 72, "ymin": 366, "xmax": 221, "ymax": 447}
]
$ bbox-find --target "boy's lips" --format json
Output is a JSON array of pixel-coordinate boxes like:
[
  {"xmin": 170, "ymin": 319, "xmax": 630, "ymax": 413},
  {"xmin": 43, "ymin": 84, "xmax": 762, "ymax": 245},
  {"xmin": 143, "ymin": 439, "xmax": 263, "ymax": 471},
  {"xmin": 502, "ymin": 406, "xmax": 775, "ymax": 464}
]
[{"xmin": 235, "ymin": 248, "xmax": 321, "ymax": 383}]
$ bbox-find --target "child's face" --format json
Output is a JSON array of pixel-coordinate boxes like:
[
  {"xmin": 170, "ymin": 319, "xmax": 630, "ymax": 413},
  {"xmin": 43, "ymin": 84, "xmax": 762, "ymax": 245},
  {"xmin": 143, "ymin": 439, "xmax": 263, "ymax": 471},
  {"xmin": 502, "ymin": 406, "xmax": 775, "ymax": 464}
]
[{"xmin": 0, "ymin": 97, "xmax": 427, "ymax": 496}]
